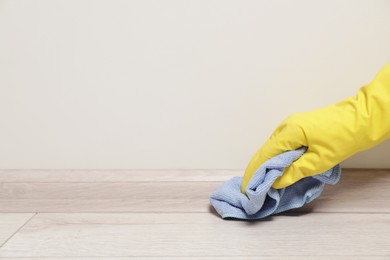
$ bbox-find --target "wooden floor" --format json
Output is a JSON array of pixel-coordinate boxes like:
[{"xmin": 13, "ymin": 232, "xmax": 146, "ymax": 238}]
[{"xmin": 0, "ymin": 169, "xmax": 389, "ymax": 259}]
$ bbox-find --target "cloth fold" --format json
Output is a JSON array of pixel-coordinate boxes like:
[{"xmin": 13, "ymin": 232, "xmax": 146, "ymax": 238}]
[{"xmin": 209, "ymin": 147, "xmax": 341, "ymax": 220}]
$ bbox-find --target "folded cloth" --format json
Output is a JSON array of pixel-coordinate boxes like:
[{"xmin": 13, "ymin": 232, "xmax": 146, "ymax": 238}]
[{"xmin": 209, "ymin": 147, "xmax": 341, "ymax": 220}]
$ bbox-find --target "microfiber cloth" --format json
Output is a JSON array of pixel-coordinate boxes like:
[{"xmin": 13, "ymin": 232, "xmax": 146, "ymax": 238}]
[{"xmin": 209, "ymin": 147, "xmax": 341, "ymax": 220}]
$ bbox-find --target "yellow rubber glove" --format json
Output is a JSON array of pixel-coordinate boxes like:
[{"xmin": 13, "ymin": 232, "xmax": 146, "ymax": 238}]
[{"xmin": 241, "ymin": 63, "xmax": 390, "ymax": 194}]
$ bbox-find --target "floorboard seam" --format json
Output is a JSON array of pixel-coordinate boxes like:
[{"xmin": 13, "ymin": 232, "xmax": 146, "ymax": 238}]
[{"xmin": 0, "ymin": 213, "xmax": 37, "ymax": 249}]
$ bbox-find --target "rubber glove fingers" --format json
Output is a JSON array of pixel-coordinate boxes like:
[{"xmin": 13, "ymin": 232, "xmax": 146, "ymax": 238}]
[
  {"xmin": 272, "ymin": 149, "xmax": 322, "ymax": 189},
  {"xmin": 240, "ymin": 116, "xmax": 307, "ymax": 193}
]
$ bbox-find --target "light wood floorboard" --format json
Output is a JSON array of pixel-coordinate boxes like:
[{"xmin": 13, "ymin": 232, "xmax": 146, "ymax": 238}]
[
  {"xmin": 0, "ymin": 169, "xmax": 239, "ymax": 182},
  {"xmin": 0, "ymin": 168, "xmax": 389, "ymax": 183},
  {"xmin": 0, "ymin": 169, "xmax": 389, "ymax": 213},
  {"xmin": 0, "ymin": 169, "xmax": 389, "ymax": 258},
  {"xmin": 0, "ymin": 213, "xmax": 389, "ymax": 258}
]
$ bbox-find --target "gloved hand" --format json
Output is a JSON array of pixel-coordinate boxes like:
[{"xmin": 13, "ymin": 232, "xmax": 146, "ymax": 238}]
[{"xmin": 241, "ymin": 63, "xmax": 390, "ymax": 194}]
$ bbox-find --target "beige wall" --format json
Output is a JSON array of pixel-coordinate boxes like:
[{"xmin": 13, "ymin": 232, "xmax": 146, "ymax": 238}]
[{"xmin": 1, "ymin": 0, "xmax": 390, "ymax": 169}]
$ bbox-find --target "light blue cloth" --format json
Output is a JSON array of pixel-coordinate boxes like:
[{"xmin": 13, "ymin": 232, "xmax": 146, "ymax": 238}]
[{"xmin": 209, "ymin": 147, "xmax": 341, "ymax": 219}]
